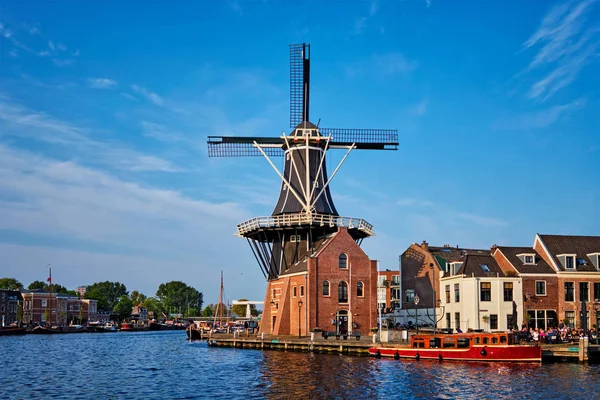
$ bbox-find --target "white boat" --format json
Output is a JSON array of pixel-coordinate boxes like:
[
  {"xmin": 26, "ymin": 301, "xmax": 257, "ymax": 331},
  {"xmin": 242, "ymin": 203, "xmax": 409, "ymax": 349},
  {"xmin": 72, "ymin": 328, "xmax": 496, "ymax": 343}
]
[{"xmin": 103, "ymin": 322, "xmax": 118, "ymax": 332}]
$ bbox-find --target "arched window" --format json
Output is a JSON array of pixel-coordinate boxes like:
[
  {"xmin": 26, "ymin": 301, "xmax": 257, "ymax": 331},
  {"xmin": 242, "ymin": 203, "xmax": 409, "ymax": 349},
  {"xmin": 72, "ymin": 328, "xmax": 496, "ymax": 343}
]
[
  {"xmin": 357, "ymin": 281, "xmax": 364, "ymax": 297},
  {"xmin": 322, "ymin": 281, "xmax": 330, "ymax": 296},
  {"xmin": 338, "ymin": 281, "xmax": 348, "ymax": 303},
  {"xmin": 339, "ymin": 253, "xmax": 348, "ymax": 269}
]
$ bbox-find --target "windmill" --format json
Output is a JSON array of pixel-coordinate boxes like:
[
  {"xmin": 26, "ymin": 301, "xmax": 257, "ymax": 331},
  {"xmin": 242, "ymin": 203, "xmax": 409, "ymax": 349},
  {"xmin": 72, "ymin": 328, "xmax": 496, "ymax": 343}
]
[{"xmin": 207, "ymin": 43, "xmax": 398, "ymax": 281}]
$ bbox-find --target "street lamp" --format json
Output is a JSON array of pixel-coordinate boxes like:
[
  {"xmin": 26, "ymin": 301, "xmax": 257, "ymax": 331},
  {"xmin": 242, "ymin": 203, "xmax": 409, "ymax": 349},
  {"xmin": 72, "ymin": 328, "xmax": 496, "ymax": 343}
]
[
  {"xmin": 297, "ymin": 300, "xmax": 303, "ymax": 339},
  {"xmin": 414, "ymin": 295, "xmax": 420, "ymax": 335},
  {"xmin": 594, "ymin": 302, "xmax": 600, "ymax": 345},
  {"xmin": 429, "ymin": 263, "xmax": 436, "ymax": 335}
]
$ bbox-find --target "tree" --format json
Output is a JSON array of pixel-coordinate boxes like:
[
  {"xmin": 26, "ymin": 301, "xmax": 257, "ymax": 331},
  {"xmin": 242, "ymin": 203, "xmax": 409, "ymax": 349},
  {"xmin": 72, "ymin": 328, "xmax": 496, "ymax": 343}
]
[
  {"xmin": 28, "ymin": 281, "xmax": 48, "ymax": 290},
  {"xmin": 113, "ymin": 295, "xmax": 133, "ymax": 321},
  {"xmin": 141, "ymin": 297, "xmax": 164, "ymax": 320},
  {"xmin": 231, "ymin": 299, "xmax": 258, "ymax": 318},
  {"xmin": 156, "ymin": 281, "xmax": 203, "ymax": 317},
  {"xmin": 16, "ymin": 302, "xmax": 24, "ymax": 325},
  {"xmin": 85, "ymin": 281, "xmax": 128, "ymax": 312},
  {"xmin": 44, "ymin": 307, "xmax": 51, "ymax": 326},
  {"xmin": 130, "ymin": 290, "xmax": 147, "ymax": 305},
  {"xmin": 202, "ymin": 306, "xmax": 214, "ymax": 317},
  {"xmin": 0, "ymin": 278, "xmax": 23, "ymax": 290}
]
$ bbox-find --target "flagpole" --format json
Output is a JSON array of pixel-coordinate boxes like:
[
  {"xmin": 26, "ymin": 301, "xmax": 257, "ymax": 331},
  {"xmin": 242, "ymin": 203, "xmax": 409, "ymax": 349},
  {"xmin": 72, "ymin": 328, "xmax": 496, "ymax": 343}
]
[{"xmin": 47, "ymin": 264, "xmax": 52, "ymax": 293}]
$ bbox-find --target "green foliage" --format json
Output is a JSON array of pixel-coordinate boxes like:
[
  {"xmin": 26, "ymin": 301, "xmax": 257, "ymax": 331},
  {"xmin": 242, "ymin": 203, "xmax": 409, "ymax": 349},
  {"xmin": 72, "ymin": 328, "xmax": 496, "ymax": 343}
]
[
  {"xmin": 202, "ymin": 306, "xmax": 214, "ymax": 317},
  {"xmin": 141, "ymin": 297, "xmax": 164, "ymax": 319},
  {"xmin": 231, "ymin": 298, "xmax": 258, "ymax": 318},
  {"xmin": 28, "ymin": 280, "xmax": 47, "ymax": 290},
  {"xmin": 130, "ymin": 290, "xmax": 147, "ymax": 305},
  {"xmin": 44, "ymin": 307, "xmax": 50, "ymax": 325},
  {"xmin": 113, "ymin": 295, "xmax": 133, "ymax": 321},
  {"xmin": 16, "ymin": 302, "xmax": 24, "ymax": 323},
  {"xmin": 155, "ymin": 281, "xmax": 203, "ymax": 317},
  {"xmin": 0, "ymin": 278, "xmax": 23, "ymax": 290},
  {"xmin": 85, "ymin": 281, "xmax": 128, "ymax": 312}
]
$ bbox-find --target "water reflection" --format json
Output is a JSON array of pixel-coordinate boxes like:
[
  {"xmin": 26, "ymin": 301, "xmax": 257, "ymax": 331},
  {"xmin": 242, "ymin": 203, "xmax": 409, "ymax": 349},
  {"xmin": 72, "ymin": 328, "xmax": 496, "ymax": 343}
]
[{"xmin": 1, "ymin": 333, "xmax": 600, "ymax": 399}]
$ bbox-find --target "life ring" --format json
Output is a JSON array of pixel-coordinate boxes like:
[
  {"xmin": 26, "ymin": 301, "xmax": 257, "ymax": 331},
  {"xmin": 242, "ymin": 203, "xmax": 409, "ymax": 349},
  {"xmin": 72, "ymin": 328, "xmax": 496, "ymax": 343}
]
[
  {"xmin": 394, "ymin": 351, "xmax": 400, "ymax": 360},
  {"xmin": 415, "ymin": 352, "xmax": 420, "ymax": 360},
  {"xmin": 480, "ymin": 347, "xmax": 487, "ymax": 357},
  {"xmin": 375, "ymin": 350, "xmax": 381, "ymax": 358}
]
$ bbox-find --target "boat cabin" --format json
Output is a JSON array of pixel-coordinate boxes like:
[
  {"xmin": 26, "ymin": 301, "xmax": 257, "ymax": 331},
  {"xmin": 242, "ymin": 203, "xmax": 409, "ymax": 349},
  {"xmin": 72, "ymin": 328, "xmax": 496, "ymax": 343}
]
[{"xmin": 411, "ymin": 332, "xmax": 520, "ymax": 349}]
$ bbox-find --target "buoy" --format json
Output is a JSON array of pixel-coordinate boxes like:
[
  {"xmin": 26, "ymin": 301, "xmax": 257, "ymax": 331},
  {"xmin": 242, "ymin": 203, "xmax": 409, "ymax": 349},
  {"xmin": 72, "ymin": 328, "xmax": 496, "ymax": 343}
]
[
  {"xmin": 394, "ymin": 351, "xmax": 400, "ymax": 360},
  {"xmin": 480, "ymin": 348, "xmax": 487, "ymax": 357},
  {"xmin": 375, "ymin": 350, "xmax": 381, "ymax": 358},
  {"xmin": 438, "ymin": 353, "xmax": 443, "ymax": 361},
  {"xmin": 415, "ymin": 352, "xmax": 420, "ymax": 360}
]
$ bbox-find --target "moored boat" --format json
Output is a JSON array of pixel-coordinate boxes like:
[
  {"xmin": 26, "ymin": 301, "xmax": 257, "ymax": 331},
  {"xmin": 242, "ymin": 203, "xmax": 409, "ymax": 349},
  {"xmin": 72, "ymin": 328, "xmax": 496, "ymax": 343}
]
[
  {"xmin": 0, "ymin": 326, "xmax": 27, "ymax": 336},
  {"xmin": 369, "ymin": 331, "xmax": 542, "ymax": 362},
  {"xmin": 120, "ymin": 321, "xmax": 150, "ymax": 332}
]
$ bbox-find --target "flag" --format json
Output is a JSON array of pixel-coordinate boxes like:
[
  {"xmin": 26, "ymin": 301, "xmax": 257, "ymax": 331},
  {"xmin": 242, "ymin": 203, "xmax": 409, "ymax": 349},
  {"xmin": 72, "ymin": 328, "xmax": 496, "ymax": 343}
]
[{"xmin": 47, "ymin": 277, "xmax": 51, "ymax": 282}]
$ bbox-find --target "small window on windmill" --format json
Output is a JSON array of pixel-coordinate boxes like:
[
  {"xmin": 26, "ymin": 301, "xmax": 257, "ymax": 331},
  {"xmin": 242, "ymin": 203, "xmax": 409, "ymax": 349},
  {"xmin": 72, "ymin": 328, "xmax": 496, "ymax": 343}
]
[
  {"xmin": 286, "ymin": 153, "xmax": 291, "ymax": 161},
  {"xmin": 283, "ymin": 183, "xmax": 288, "ymax": 191},
  {"xmin": 314, "ymin": 180, "xmax": 319, "ymax": 188},
  {"xmin": 290, "ymin": 235, "xmax": 296, "ymax": 243}
]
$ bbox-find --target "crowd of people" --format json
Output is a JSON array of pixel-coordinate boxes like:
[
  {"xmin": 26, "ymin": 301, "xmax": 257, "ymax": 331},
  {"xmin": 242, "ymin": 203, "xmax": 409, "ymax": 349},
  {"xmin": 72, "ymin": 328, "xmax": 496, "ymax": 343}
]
[{"xmin": 518, "ymin": 321, "xmax": 598, "ymax": 344}]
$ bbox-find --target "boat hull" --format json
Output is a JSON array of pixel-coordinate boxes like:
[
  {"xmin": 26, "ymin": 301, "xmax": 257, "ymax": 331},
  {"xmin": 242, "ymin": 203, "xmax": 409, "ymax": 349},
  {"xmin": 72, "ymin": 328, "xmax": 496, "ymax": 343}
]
[
  {"xmin": 0, "ymin": 326, "xmax": 26, "ymax": 336},
  {"xmin": 369, "ymin": 345, "xmax": 542, "ymax": 362}
]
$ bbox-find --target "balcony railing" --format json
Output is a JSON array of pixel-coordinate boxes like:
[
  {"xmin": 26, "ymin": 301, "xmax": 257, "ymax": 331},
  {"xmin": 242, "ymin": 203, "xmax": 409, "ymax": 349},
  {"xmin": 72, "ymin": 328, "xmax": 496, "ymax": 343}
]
[{"xmin": 236, "ymin": 213, "xmax": 374, "ymax": 237}]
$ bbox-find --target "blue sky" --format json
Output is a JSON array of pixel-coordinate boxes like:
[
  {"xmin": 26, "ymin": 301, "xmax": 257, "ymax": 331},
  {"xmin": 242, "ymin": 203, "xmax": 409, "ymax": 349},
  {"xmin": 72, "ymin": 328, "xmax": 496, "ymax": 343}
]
[{"xmin": 0, "ymin": 0, "xmax": 598, "ymax": 304}]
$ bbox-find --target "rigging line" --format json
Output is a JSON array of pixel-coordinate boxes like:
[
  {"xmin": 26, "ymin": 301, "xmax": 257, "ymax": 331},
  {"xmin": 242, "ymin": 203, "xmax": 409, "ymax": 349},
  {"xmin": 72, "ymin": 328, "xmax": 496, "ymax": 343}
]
[
  {"xmin": 308, "ymin": 133, "xmax": 332, "ymax": 209},
  {"xmin": 247, "ymin": 239, "xmax": 267, "ymax": 279},
  {"xmin": 254, "ymin": 140, "xmax": 308, "ymax": 211},
  {"xmin": 313, "ymin": 143, "xmax": 356, "ymax": 208},
  {"xmin": 251, "ymin": 238, "xmax": 270, "ymax": 279},
  {"xmin": 283, "ymin": 134, "xmax": 307, "ymax": 209}
]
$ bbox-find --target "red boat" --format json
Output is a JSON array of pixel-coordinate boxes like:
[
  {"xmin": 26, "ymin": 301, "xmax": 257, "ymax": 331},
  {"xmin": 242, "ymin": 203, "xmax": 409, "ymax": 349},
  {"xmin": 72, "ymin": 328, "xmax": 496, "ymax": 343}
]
[{"xmin": 369, "ymin": 331, "xmax": 541, "ymax": 362}]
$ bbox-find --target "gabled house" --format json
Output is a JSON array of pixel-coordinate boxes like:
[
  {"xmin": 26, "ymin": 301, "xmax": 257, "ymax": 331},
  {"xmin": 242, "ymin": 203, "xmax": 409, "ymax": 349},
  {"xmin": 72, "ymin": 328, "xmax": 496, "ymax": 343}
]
[
  {"xmin": 441, "ymin": 254, "xmax": 522, "ymax": 332},
  {"xmin": 533, "ymin": 234, "xmax": 600, "ymax": 329},
  {"xmin": 492, "ymin": 245, "xmax": 557, "ymax": 329}
]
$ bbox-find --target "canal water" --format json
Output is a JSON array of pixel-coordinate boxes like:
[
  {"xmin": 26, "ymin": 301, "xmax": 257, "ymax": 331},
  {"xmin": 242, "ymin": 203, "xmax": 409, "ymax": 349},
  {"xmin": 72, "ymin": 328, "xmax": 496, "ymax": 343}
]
[{"xmin": 1, "ymin": 331, "xmax": 599, "ymax": 399}]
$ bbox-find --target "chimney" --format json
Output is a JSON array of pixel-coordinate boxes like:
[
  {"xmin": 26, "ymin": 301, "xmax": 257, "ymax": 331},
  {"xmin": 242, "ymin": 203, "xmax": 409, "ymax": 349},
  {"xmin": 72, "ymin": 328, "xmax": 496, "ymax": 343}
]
[
  {"xmin": 491, "ymin": 244, "xmax": 498, "ymax": 253},
  {"xmin": 421, "ymin": 240, "xmax": 429, "ymax": 251}
]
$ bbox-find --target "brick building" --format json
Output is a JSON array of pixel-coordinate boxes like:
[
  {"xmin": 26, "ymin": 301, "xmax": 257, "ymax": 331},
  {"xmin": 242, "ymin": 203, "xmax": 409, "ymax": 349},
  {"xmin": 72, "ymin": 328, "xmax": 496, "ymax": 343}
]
[
  {"xmin": 260, "ymin": 227, "xmax": 378, "ymax": 336},
  {"xmin": 0, "ymin": 290, "xmax": 23, "ymax": 326},
  {"xmin": 22, "ymin": 290, "xmax": 98, "ymax": 326}
]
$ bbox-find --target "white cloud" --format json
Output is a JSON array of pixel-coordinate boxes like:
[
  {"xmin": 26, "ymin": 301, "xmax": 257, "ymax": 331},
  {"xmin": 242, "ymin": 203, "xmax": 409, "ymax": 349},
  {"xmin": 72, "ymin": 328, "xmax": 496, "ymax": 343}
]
[
  {"xmin": 141, "ymin": 121, "xmax": 183, "ymax": 143},
  {"xmin": 132, "ymin": 84, "xmax": 164, "ymax": 106},
  {"xmin": 522, "ymin": 0, "xmax": 599, "ymax": 101},
  {"xmin": 87, "ymin": 78, "xmax": 117, "ymax": 89},
  {"xmin": 491, "ymin": 98, "xmax": 585, "ymax": 130}
]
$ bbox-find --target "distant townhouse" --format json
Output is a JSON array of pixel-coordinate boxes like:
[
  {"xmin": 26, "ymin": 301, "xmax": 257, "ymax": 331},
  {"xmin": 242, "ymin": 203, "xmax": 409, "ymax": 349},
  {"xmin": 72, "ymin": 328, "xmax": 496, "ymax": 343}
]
[
  {"xmin": 391, "ymin": 241, "xmax": 490, "ymax": 329},
  {"xmin": 377, "ymin": 269, "xmax": 401, "ymax": 312},
  {"xmin": 532, "ymin": 234, "xmax": 600, "ymax": 329},
  {"xmin": 22, "ymin": 290, "xmax": 98, "ymax": 326},
  {"xmin": 0, "ymin": 290, "xmax": 23, "ymax": 326},
  {"xmin": 492, "ymin": 245, "xmax": 558, "ymax": 329},
  {"xmin": 441, "ymin": 253, "xmax": 523, "ymax": 332}
]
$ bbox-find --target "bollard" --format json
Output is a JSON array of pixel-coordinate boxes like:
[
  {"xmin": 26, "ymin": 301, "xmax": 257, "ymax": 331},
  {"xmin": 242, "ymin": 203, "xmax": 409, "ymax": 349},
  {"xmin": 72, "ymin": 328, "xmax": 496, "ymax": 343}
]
[
  {"xmin": 261, "ymin": 332, "xmax": 265, "ymax": 340},
  {"xmin": 372, "ymin": 333, "xmax": 378, "ymax": 344},
  {"xmin": 311, "ymin": 332, "xmax": 315, "ymax": 342}
]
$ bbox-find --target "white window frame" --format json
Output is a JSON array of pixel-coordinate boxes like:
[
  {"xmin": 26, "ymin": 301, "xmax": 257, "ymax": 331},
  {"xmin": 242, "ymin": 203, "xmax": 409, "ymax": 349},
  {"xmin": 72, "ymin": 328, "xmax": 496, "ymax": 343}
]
[
  {"xmin": 41, "ymin": 299, "xmax": 47, "ymax": 307},
  {"xmin": 535, "ymin": 280, "xmax": 547, "ymax": 296},
  {"xmin": 524, "ymin": 255, "xmax": 534, "ymax": 264}
]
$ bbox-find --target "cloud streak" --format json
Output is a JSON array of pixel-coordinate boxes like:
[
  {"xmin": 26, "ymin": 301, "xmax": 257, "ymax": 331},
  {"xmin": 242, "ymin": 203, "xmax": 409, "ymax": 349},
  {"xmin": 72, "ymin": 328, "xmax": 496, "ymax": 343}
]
[
  {"xmin": 88, "ymin": 78, "xmax": 117, "ymax": 89},
  {"xmin": 132, "ymin": 85, "xmax": 165, "ymax": 106},
  {"xmin": 522, "ymin": 0, "xmax": 599, "ymax": 101},
  {"xmin": 491, "ymin": 98, "xmax": 585, "ymax": 130}
]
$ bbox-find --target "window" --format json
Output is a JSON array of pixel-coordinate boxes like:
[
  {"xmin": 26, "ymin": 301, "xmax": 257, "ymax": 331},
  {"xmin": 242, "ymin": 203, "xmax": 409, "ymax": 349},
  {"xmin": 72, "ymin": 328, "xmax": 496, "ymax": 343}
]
[
  {"xmin": 446, "ymin": 313, "xmax": 451, "ymax": 329},
  {"xmin": 490, "ymin": 314, "xmax": 498, "ymax": 330},
  {"xmin": 525, "ymin": 255, "xmax": 534, "ymax": 264},
  {"xmin": 339, "ymin": 254, "xmax": 348, "ymax": 269},
  {"xmin": 507, "ymin": 314, "xmax": 515, "ymax": 330},
  {"xmin": 391, "ymin": 288, "xmax": 400, "ymax": 300},
  {"xmin": 535, "ymin": 281, "xmax": 546, "ymax": 296},
  {"xmin": 564, "ymin": 282, "xmax": 574, "ymax": 302},
  {"xmin": 481, "ymin": 264, "xmax": 491, "ymax": 272},
  {"xmin": 357, "ymin": 282, "xmax": 364, "ymax": 297},
  {"xmin": 74, "ymin": 304, "xmax": 80, "ymax": 311},
  {"xmin": 454, "ymin": 284, "xmax": 460, "ymax": 302},
  {"xmin": 504, "ymin": 282, "xmax": 513, "ymax": 302},
  {"xmin": 564, "ymin": 311, "xmax": 575, "ymax": 328},
  {"xmin": 405, "ymin": 289, "xmax": 415, "ymax": 303},
  {"xmin": 292, "ymin": 286, "xmax": 297, "ymax": 297},
  {"xmin": 480, "ymin": 282, "xmax": 491, "ymax": 302},
  {"xmin": 391, "ymin": 275, "xmax": 400, "ymax": 285},
  {"xmin": 566, "ymin": 256, "xmax": 574, "ymax": 269},
  {"xmin": 300, "ymin": 286, "xmax": 304, "ymax": 297},
  {"xmin": 445, "ymin": 285, "xmax": 450, "ymax": 303},
  {"xmin": 579, "ymin": 282, "xmax": 589, "ymax": 302},
  {"xmin": 594, "ymin": 282, "xmax": 600, "ymax": 301},
  {"xmin": 41, "ymin": 299, "xmax": 47, "ymax": 307},
  {"xmin": 338, "ymin": 281, "xmax": 348, "ymax": 303},
  {"xmin": 455, "ymin": 312, "xmax": 460, "ymax": 330},
  {"xmin": 272, "ymin": 289, "xmax": 276, "ymax": 299},
  {"xmin": 527, "ymin": 310, "xmax": 557, "ymax": 330}
]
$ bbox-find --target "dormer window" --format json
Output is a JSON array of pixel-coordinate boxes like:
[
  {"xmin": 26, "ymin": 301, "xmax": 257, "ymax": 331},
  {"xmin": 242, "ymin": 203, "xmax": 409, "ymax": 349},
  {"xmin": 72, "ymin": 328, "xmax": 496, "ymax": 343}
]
[
  {"xmin": 587, "ymin": 253, "xmax": 600, "ymax": 270},
  {"xmin": 481, "ymin": 264, "xmax": 491, "ymax": 273},
  {"xmin": 557, "ymin": 254, "xmax": 577, "ymax": 270},
  {"xmin": 517, "ymin": 253, "xmax": 536, "ymax": 265},
  {"xmin": 525, "ymin": 255, "xmax": 534, "ymax": 264},
  {"xmin": 566, "ymin": 256, "xmax": 574, "ymax": 269}
]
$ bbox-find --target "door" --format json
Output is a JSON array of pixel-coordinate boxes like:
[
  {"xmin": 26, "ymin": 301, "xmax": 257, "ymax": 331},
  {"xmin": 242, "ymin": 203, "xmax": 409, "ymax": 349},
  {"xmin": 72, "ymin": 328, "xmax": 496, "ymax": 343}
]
[{"xmin": 337, "ymin": 310, "xmax": 348, "ymax": 335}]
